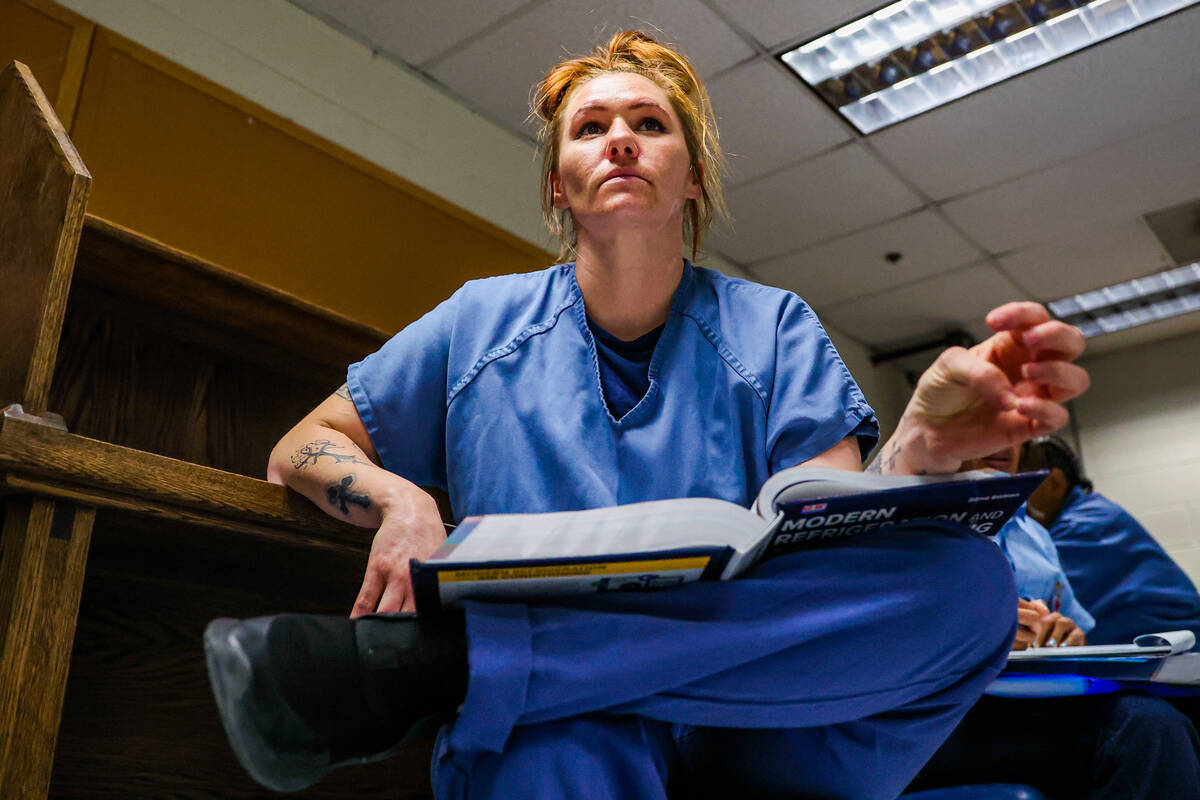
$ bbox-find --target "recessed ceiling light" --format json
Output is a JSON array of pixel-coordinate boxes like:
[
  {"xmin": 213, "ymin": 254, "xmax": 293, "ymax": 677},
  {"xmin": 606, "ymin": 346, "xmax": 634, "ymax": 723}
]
[
  {"xmin": 1048, "ymin": 262, "xmax": 1200, "ymax": 337},
  {"xmin": 780, "ymin": 0, "xmax": 1198, "ymax": 134}
]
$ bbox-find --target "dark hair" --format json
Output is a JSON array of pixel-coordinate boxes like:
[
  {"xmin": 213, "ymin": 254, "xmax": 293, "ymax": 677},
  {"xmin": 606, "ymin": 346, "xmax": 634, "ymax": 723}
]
[{"xmin": 1019, "ymin": 435, "xmax": 1093, "ymax": 493}]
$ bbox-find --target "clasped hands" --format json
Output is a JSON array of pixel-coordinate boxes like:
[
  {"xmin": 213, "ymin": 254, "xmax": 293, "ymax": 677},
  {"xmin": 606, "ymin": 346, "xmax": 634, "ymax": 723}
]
[{"xmin": 1014, "ymin": 598, "xmax": 1087, "ymax": 650}]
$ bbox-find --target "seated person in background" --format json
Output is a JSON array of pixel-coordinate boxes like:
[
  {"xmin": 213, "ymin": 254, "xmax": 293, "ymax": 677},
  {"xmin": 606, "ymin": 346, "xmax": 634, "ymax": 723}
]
[
  {"xmin": 977, "ymin": 445, "xmax": 1093, "ymax": 649},
  {"xmin": 907, "ymin": 446, "xmax": 1200, "ymax": 799},
  {"xmin": 1020, "ymin": 435, "xmax": 1200, "ymax": 646}
]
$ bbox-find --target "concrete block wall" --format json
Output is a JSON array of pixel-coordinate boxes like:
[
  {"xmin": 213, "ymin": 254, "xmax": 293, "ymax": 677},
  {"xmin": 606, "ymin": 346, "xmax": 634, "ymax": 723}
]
[{"xmin": 1073, "ymin": 330, "xmax": 1200, "ymax": 583}]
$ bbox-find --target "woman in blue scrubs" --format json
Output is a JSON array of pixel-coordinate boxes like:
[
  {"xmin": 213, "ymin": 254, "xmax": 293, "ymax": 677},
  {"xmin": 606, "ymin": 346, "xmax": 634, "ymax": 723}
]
[{"xmin": 204, "ymin": 31, "xmax": 1091, "ymax": 799}]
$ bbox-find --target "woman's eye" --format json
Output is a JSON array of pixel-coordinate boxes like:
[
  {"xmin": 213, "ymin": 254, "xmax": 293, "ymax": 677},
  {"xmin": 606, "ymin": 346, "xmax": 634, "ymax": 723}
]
[
  {"xmin": 577, "ymin": 121, "xmax": 603, "ymax": 136},
  {"xmin": 639, "ymin": 117, "xmax": 666, "ymax": 132}
]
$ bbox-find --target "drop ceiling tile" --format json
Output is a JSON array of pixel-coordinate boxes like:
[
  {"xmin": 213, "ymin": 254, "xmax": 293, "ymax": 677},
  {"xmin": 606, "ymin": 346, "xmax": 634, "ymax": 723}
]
[
  {"xmin": 705, "ymin": 0, "xmax": 881, "ymax": 50},
  {"xmin": 711, "ymin": 143, "xmax": 923, "ymax": 264},
  {"xmin": 428, "ymin": 0, "xmax": 754, "ymax": 136},
  {"xmin": 287, "ymin": 0, "xmax": 533, "ymax": 66},
  {"xmin": 942, "ymin": 113, "xmax": 1200, "ymax": 255},
  {"xmin": 820, "ymin": 262, "xmax": 1030, "ymax": 348},
  {"xmin": 708, "ymin": 59, "xmax": 851, "ymax": 186},
  {"xmin": 871, "ymin": 5, "xmax": 1200, "ymax": 202},
  {"xmin": 755, "ymin": 210, "xmax": 981, "ymax": 308},
  {"xmin": 999, "ymin": 218, "xmax": 1175, "ymax": 302}
]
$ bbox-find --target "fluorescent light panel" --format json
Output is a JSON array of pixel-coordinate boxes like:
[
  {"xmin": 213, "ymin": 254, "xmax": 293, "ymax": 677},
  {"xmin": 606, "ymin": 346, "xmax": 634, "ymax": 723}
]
[
  {"xmin": 781, "ymin": 0, "xmax": 1198, "ymax": 134},
  {"xmin": 1048, "ymin": 262, "xmax": 1200, "ymax": 337}
]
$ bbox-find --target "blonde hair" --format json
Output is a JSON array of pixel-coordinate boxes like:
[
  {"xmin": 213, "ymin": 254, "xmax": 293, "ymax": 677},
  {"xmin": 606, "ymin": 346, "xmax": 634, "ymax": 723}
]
[{"xmin": 530, "ymin": 30, "xmax": 728, "ymax": 259}]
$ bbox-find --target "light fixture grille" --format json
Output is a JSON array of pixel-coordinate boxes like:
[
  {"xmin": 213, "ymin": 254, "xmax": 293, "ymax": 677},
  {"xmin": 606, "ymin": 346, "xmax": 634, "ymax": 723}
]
[
  {"xmin": 1048, "ymin": 262, "xmax": 1200, "ymax": 337},
  {"xmin": 781, "ymin": 0, "xmax": 1198, "ymax": 133}
]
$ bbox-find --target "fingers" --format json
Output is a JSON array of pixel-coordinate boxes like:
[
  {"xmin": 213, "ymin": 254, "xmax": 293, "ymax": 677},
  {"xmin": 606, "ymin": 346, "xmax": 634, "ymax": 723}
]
[
  {"xmin": 1034, "ymin": 613, "xmax": 1059, "ymax": 646},
  {"xmin": 986, "ymin": 302, "xmax": 1051, "ymax": 334},
  {"xmin": 1064, "ymin": 626, "xmax": 1087, "ymax": 647},
  {"xmin": 353, "ymin": 564, "xmax": 416, "ymax": 615},
  {"xmin": 1032, "ymin": 612, "xmax": 1083, "ymax": 647},
  {"xmin": 1015, "ymin": 607, "xmax": 1042, "ymax": 647},
  {"xmin": 1048, "ymin": 616, "xmax": 1076, "ymax": 647},
  {"xmin": 352, "ymin": 566, "xmax": 385, "ymax": 619},
  {"xmin": 1020, "ymin": 361, "xmax": 1091, "ymax": 403},
  {"xmin": 1011, "ymin": 395, "xmax": 1070, "ymax": 434},
  {"xmin": 376, "ymin": 573, "xmax": 409, "ymax": 615},
  {"xmin": 1020, "ymin": 320, "xmax": 1085, "ymax": 362},
  {"xmin": 934, "ymin": 346, "xmax": 1019, "ymax": 411}
]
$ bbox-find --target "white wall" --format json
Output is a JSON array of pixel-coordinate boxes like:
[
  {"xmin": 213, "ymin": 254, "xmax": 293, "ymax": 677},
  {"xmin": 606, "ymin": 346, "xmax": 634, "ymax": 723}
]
[{"xmin": 1073, "ymin": 330, "xmax": 1200, "ymax": 583}]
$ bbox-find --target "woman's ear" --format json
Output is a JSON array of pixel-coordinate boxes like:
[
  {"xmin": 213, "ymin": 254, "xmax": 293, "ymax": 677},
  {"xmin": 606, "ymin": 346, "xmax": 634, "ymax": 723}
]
[{"xmin": 551, "ymin": 172, "xmax": 569, "ymax": 210}]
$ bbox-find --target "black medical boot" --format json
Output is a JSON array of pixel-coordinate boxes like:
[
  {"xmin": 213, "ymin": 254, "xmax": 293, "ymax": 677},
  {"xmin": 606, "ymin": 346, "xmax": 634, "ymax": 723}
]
[{"xmin": 203, "ymin": 611, "xmax": 467, "ymax": 792}]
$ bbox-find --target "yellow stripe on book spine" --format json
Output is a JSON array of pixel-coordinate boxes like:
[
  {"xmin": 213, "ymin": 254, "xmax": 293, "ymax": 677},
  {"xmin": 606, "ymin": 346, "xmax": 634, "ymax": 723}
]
[{"xmin": 436, "ymin": 556, "xmax": 712, "ymax": 583}]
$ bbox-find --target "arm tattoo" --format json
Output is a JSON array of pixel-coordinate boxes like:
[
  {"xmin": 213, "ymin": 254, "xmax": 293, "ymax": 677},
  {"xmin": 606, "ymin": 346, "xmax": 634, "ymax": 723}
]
[
  {"xmin": 334, "ymin": 383, "xmax": 351, "ymax": 400},
  {"xmin": 327, "ymin": 474, "xmax": 371, "ymax": 516},
  {"xmin": 866, "ymin": 441, "xmax": 900, "ymax": 475},
  {"xmin": 866, "ymin": 442, "xmax": 926, "ymax": 475},
  {"xmin": 291, "ymin": 439, "xmax": 367, "ymax": 470}
]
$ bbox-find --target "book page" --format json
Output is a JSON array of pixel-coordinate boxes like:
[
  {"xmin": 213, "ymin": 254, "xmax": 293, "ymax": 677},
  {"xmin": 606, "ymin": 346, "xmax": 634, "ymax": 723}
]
[
  {"xmin": 446, "ymin": 497, "xmax": 761, "ymax": 562},
  {"xmin": 752, "ymin": 467, "xmax": 1017, "ymax": 518}
]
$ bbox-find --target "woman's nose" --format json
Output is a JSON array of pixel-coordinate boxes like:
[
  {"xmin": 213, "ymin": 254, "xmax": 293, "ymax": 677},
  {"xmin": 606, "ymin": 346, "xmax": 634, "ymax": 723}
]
[{"xmin": 607, "ymin": 121, "xmax": 638, "ymax": 159}]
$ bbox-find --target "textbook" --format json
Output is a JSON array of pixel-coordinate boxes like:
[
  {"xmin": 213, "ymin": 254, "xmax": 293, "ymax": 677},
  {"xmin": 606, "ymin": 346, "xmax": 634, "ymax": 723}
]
[
  {"xmin": 410, "ymin": 466, "xmax": 1045, "ymax": 612},
  {"xmin": 990, "ymin": 631, "xmax": 1200, "ymax": 696}
]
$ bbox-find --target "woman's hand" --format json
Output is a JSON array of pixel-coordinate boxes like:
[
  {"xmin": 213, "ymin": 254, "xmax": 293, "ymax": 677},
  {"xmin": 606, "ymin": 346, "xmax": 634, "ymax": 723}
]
[
  {"xmin": 350, "ymin": 485, "xmax": 448, "ymax": 617},
  {"xmin": 1012, "ymin": 598, "xmax": 1088, "ymax": 650},
  {"xmin": 877, "ymin": 302, "xmax": 1089, "ymax": 475}
]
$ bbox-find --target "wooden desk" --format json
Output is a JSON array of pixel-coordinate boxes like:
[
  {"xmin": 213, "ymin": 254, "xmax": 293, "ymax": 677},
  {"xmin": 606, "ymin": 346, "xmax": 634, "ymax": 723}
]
[{"xmin": 1, "ymin": 61, "xmax": 436, "ymax": 798}]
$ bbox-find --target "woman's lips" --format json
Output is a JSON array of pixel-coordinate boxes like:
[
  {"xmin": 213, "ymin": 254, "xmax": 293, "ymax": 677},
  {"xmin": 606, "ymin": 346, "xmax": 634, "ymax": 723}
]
[{"xmin": 602, "ymin": 172, "xmax": 646, "ymax": 185}]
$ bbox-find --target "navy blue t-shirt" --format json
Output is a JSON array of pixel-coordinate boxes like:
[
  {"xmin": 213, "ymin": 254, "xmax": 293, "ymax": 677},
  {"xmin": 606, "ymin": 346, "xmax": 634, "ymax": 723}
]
[{"xmin": 587, "ymin": 317, "xmax": 664, "ymax": 420}]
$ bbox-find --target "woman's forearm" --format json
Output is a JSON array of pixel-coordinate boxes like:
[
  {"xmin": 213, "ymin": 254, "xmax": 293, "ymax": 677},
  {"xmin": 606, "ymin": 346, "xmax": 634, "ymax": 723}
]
[{"xmin": 268, "ymin": 422, "xmax": 433, "ymax": 528}]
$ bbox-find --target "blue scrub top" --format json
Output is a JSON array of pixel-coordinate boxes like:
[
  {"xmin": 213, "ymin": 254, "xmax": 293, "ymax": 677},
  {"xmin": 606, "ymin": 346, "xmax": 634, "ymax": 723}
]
[
  {"xmin": 1048, "ymin": 488, "xmax": 1200, "ymax": 646},
  {"xmin": 993, "ymin": 505, "xmax": 1094, "ymax": 632},
  {"xmin": 347, "ymin": 261, "xmax": 878, "ymax": 521}
]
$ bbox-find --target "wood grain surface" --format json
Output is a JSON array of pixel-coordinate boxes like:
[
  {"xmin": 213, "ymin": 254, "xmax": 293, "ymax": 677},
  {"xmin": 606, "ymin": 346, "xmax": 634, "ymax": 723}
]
[
  {"xmin": 0, "ymin": 60, "xmax": 90, "ymax": 415},
  {"xmin": 0, "ymin": 414, "xmax": 367, "ymax": 550},
  {"xmin": 75, "ymin": 215, "xmax": 389, "ymax": 376},
  {"xmin": 0, "ymin": 497, "xmax": 95, "ymax": 799},
  {"xmin": 43, "ymin": 511, "xmax": 437, "ymax": 799}
]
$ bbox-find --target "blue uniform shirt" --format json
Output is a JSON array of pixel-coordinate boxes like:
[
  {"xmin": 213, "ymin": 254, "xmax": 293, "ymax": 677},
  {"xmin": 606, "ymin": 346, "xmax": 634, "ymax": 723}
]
[
  {"xmin": 347, "ymin": 262, "xmax": 878, "ymax": 520},
  {"xmin": 1048, "ymin": 488, "xmax": 1200, "ymax": 645},
  {"xmin": 994, "ymin": 505, "xmax": 1095, "ymax": 632}
]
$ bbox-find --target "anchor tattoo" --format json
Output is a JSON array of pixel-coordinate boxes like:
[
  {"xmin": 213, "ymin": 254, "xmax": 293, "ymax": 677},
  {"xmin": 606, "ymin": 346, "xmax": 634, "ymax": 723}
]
[{"xmin": 327, "ymin": 474, "xmax": 371, "ymax": 516}]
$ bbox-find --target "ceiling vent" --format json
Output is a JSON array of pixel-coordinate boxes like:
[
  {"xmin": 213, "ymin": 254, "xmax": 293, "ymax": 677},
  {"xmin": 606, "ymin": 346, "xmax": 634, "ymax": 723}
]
[{"xmin": 1145, "ymin": 199, "xmax": 1200, "ymax": 266}]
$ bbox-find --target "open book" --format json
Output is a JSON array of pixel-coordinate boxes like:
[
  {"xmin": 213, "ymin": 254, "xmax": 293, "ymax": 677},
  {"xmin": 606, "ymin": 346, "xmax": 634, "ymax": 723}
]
[
  {"xmin": 411, "ymin": 466, "xmax": 1046, "ymax": 613},
  {"xmin": 990, "ymin": 630, "xmax": 1200, "ymax": 696}
]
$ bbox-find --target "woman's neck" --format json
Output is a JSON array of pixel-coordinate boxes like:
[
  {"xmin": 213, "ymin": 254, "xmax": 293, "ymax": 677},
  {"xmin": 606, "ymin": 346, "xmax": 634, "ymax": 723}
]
[{"xmin": 573, "ymin": 227, "xmax": 685, "ymax": 341}]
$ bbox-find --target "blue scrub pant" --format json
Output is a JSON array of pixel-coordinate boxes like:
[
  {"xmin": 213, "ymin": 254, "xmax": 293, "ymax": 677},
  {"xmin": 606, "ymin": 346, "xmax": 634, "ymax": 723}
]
[{"xmin": 432, "ymin": 522, "xmax": 1017, "ymax": 800}]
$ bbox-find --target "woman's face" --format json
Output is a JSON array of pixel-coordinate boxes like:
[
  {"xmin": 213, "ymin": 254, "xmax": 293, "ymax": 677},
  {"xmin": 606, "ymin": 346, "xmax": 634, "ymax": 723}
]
[{"xmin": 552, "ymin": 71, "xmax": 700, "ymax": 238}]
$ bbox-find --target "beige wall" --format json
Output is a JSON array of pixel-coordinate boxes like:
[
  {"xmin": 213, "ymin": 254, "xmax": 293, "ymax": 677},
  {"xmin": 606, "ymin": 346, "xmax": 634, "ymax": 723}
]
[
  {"xmin": 1072, "ymin": 330, "xmax": 1200, "ymax": 584},
  {"xmin": 825, "ymin": 324, "xmax": 909, "ymax": 447}
]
